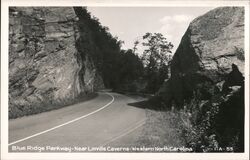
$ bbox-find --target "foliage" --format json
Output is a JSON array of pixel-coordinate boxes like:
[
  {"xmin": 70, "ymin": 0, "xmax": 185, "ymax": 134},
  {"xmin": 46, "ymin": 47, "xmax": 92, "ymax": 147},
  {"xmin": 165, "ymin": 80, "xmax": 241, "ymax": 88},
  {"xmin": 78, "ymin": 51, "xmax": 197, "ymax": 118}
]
[
  {"xmin": 74, "ymin": 8, "xmax": 174, "ymax": 94},
  {"xmin": 171, "ymin": 85, "xmax": 244, "ymax": 152},
  {"xmin": 133, "ymin": 40, "xmax": 140, "ymax": 54},
  {"xmin": 142, "ymin": 32, "xmax": 173, "ymax": 67},
  {"xmin": 234, "ymin": 46, "xmax": 244, "ymax": 61},
  {"xmin": 115, "ymin": 49, "xmax": 144, "ymax": 91},
  {"xmin": 74, "ymin": 7, "xmax": 149, "ymax": 91},
  {"xmin": 140, "ymin": 33, "xmax": 173, "ymax": 93}
]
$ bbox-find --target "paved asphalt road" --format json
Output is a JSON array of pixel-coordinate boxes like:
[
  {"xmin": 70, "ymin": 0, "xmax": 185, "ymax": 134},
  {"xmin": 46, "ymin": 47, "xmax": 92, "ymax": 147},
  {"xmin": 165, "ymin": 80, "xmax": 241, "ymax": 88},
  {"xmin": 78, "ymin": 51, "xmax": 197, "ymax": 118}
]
[{"xmin": 8, "ymin": 92, "xmax": 146, "ymax": 152}]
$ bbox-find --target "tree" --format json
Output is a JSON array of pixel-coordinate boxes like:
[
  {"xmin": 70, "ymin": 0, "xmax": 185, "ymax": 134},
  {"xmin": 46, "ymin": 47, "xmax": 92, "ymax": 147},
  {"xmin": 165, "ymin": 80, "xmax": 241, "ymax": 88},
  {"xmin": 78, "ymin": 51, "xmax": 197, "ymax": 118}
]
[
  {"xmin": 141, "ymin": 32, "xmax": 173, "ymax": 93},
  {"xmin": 142, "ymin": 32, "xmax": 173, "ymax": 68},
  {"xmin": 133, "ymin": 40, "xmax": 140, "ymax": 54}
]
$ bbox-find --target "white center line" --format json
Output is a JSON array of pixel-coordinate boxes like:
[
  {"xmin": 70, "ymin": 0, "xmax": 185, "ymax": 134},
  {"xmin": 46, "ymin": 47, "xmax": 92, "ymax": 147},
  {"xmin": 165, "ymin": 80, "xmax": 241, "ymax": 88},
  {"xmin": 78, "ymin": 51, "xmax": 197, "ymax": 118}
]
[{"xmin": 8, "ymin": 92, "xmax": 115, "ymax": 146}]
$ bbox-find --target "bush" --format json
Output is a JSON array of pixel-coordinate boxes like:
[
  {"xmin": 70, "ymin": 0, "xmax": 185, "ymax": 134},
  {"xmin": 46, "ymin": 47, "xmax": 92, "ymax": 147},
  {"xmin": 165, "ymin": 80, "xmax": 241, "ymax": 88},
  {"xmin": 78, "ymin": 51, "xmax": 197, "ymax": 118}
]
[{"xmin": 171, "ymin": 85, "xmax": 244, "ymax": 152}]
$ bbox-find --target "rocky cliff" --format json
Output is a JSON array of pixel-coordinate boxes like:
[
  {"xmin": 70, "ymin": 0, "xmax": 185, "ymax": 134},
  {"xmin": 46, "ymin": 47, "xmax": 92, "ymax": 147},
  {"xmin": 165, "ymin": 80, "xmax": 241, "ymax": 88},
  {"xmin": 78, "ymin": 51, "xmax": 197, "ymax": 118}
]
[
  {"xmin": 159, "ymin": 7, "xmax": 244, "ymax": 107},
  {"xmin": 158, "ymin": 7, "xmax": 244, "ymax": 151},
  {"xmin": 9, "ymin": 7, "xmax": 104, "ymax": 119}
]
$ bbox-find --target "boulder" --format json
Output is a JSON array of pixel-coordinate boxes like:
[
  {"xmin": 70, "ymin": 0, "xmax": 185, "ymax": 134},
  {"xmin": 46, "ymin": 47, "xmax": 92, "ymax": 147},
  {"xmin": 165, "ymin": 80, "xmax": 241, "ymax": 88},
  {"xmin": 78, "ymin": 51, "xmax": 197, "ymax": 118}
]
[
  {"xmin": 158, "ymin": 7, "xmax": 244, "ymax": 107},
  {"xmin": 157, "ymin": 6, "xmax": 245, "ymax": 152}
]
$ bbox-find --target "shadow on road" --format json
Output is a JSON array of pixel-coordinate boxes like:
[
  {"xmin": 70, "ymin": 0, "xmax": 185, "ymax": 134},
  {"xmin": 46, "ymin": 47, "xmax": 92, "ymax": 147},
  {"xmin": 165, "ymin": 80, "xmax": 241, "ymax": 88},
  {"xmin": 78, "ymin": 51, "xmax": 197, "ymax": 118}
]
[
  {"xmin": 127, "ymin": 100, "xmax": 165, "ymax": 111},
  {"xmin": 115, "ymin": 91, "xmax": 167, "ymax": 111}
]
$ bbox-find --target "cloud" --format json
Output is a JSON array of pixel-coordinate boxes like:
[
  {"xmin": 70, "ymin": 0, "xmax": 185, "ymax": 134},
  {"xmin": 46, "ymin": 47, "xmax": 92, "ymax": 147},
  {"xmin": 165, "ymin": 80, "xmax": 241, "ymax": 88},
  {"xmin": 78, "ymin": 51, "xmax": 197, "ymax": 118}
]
[
  {"xmin": 159, "ymin": 16, "xmax": 172, "ymax": 23},
  {"xmin": 159, "ymin": 14, "xmax": 194, "ymax": 23}
]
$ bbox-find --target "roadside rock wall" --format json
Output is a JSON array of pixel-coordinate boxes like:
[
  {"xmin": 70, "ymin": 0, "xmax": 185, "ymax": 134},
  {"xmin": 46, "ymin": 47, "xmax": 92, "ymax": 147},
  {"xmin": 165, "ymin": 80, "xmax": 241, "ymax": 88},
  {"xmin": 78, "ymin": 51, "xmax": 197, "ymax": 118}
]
[{"xmin": 9, "ymin": 7, "xmax": 104, "ymax": 118}]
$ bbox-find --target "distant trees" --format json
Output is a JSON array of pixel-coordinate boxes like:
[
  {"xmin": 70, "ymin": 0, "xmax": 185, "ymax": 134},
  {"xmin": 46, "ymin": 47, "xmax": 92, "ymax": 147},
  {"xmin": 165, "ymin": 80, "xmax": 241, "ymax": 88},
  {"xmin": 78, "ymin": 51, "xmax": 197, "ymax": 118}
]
[
  {"xmin": 74, "ymin": 7, "xmax": 173, "ymax": 93},
  {"xmin": 140, "ymin": 32, "xmax": 173, "ymax": 93},
  {"xmin": 74, "ymin": 7, "xmax": 123, "ymax": 88},
  {"xmin": 115, "ymin": 49, "xmax": 144, "ymax": 92},
  {"xmin": 74, "ymin": 7, "xmax": 145, "ymax": 91}
]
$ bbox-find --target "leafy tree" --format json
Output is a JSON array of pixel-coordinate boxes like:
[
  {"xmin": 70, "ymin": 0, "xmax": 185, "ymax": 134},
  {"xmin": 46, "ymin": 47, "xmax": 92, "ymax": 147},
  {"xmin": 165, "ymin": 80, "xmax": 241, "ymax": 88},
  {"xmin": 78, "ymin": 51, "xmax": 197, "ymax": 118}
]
[
  {"xmin": 142, "ymin": 32, "xmax": 173, "ymax": 67},
  {"xmin": 133, "ymin": 40, "xmax": 140, "ymax": 54},
  {"xmin": 141, "ymin": 32, "xmax": 173, "ymax": 93}
]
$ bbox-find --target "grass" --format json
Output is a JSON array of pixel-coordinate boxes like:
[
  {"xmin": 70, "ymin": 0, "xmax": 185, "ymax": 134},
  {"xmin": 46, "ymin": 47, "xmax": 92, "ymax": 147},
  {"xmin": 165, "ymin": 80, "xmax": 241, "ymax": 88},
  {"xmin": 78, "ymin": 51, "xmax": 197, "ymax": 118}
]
[{"xmin": 136, "ymin": 108, "xmax": 186, "ymax": 151}]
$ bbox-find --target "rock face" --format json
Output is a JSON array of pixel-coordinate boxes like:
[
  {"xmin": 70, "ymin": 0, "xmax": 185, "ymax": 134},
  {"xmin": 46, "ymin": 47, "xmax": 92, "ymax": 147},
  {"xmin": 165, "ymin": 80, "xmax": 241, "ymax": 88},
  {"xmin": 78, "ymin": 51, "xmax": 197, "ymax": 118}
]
[
  {"xmin": 158, "ymin": 7, "xmax": 245, "ymax": 151},
  {"xmin": 9, "ymin": 7, "xmax": 104, "ymax": 118},
  {"xmin": 159, "ymin": 7, "xmax": 244, "ymax": 107}
]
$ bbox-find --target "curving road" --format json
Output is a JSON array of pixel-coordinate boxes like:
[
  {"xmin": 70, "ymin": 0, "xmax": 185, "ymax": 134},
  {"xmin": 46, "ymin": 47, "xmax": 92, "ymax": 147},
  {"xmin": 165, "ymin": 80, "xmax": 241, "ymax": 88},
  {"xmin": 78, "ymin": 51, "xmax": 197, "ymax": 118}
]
[{"xmin": 8, "ymin": 92, "xmax": 146, "ymax": 152}]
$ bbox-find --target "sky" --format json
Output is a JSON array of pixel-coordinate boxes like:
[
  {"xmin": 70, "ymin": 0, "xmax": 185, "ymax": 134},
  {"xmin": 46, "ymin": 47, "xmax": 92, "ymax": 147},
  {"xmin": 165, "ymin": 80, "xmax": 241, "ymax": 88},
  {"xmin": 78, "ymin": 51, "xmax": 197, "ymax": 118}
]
[{"xmin": 87, "ymin": 7, "xmax": 215, "ymax": 53}]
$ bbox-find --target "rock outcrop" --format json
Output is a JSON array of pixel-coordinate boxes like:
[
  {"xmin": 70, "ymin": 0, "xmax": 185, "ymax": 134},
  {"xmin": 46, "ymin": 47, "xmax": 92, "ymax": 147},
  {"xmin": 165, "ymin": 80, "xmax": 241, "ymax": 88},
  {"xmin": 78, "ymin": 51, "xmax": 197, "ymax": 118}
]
[
  {"xmin": 157, "ymin": 7, "xmax": 245, "ymax": 151},
  {"xmin": 9, "ymin": 7, "xmax": 104, "ymax": 119},
  {"xmin": 159, "ymin": 7, "xmax": 244, "ymax": 107}
]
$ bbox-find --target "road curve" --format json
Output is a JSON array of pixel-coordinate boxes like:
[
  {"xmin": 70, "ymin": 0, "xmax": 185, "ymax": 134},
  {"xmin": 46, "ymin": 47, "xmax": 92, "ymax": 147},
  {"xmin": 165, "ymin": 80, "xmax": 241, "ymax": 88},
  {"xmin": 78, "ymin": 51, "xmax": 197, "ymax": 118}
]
[{"xmin": 8, "ymin": 92, "xmax": 146, "ymax": 152}]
